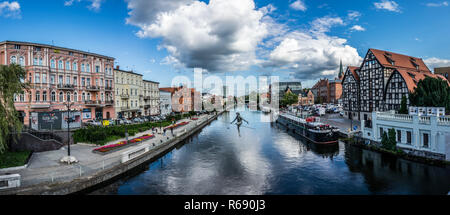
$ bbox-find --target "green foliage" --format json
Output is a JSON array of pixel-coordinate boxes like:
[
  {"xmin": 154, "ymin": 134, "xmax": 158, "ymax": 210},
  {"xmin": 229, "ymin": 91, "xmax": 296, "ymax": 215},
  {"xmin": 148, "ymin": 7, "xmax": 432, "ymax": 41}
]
[
  {"xmin": 0, "ymin": 64, "xmax": 28, "ymax": 154},
  {"xmin": 398, "ymin": 95, "xmax": 408, "ymax": 114},
  {"xmin": 73, "ymin": 120, "xmax": 174, "ymax": 145},
  {"xmin": 280, "ymin": 92, "xmax": 298, "ymax": 107},
  {"xmin": 0, "ymin": 150, "xmax": 31, "ymax": 168},
  {"xmin": 409, "ymin": 77, "xmax": 450, "ymax": 114},
  {"xmin": 381, "ymin": 128, "xmax": 397, "ymax": 151}
]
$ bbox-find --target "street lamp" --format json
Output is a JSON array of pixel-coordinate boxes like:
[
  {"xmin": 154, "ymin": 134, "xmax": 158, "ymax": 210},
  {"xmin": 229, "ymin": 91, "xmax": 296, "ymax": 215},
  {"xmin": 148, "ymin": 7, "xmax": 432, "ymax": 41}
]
[{"xmin": 60, "ymin": 101, "xmax": 78, "ymax": 164}]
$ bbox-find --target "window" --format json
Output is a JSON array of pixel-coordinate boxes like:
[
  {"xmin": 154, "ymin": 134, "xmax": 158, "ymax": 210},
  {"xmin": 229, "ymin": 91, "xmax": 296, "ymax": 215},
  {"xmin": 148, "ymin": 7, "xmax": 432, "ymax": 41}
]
[
  {"xmin": 34, "ymin": 58, "xmax": 38, "ymax": 65},
  {"xmin": 19, "ymin": 57, "xmax": 24, "ymax": 66},
  {"xmin": 73, "ymin": 62, "xmax": 77, "ymax": 71},
  {"xmin": 66, "ymin": 75, "xmax": 70, "ymax": 85},
  {"xmin": 58, "ymin": 60, "xmax": 63, "ymax": 69},
  {"xmin": 35, "ymin": 91, "xmax": 40, "ymax": 102},
  {"xmin": 39, "ymin": 58, "xmax": 43, "ymax": 66},
  {"xmin": 35, "ymin": 73, "xmax": 40, "ymax": 84},
  {"xmin": 59, "ymin": 75, "xmax": 63, "ymax": 84},
  {"xmin": 66, "ymin": 61, "xmax": 70, "ymax": 70},
  {"xmin": 42, "ymin": 73, "xmax": 47, "ymax": 84},
  {"xmin": 379, "ymin": 127, "xmax": 383, "ymax": 138},
  {"xmin": 86, "ymin": 64, "xmax": 90, "ymax": 73},
  {"xmin": 43, "ymin": 91, "xmax": 47, "ymax": 102},
  {"xmin": 87, "ymin": 78, "xmax": 91, "ymax": 86},
  {"xmin": 66, "ymin": 92, "xmax": 71, "ymax": 102},
  {"xmin": 59, "ymin": 92, "xmax": 64, "ymax": 102},
  {"xmin": 397, "ymin": 130, "xmax": 401, "ymax": 142},
  {"xmin": 82, "ymin": 77, "xmax": 85, "ymax": 87},
  {"xmin": 73, "ymin": 77, "xmax": 78, "ymax": 86},
  {"xmin": 423, "ymin": 133, "xmax": 429, "ymax": 148},
  {"xmin": 81, "ymin": 63, "xmax": 85, "ymax": 72},
  {"xmin": 51, "ymin": 92, "xmax": 56, "ymax": 102},
  {"xmin": 87, "ymin": 93, "xmax": 91, "ymax": 101},
  {"xmin": 407, "ymin": 131, "xmax": 412, "ymax": 144},
  {"xmin": 14, "ymin": 45, "xmax": 21, "ymax": 49},
  {"xmin": 51, "ymin": 59, "xmax": 56, "ymax": 68},
  {"xmin": 96, "ymin": 65, "xmax": 100, "ymax": 73},
  {"xmin": 74, "ymin": 92, "xmax": 78, "ymax": 102},
  {"xmin": 82, "ymin": 93, "xmax": 86, "ymax": 101},
  {"xmin": 10, "ymin": 56, "xmax": 17, "ymax": 64}
]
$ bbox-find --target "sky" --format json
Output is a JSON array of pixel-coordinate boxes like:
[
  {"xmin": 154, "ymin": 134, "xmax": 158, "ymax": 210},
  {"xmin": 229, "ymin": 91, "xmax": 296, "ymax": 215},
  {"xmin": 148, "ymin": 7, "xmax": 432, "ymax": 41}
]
[{"xmin": 1, "ymin": 0, "xmax": 450, "ymax": 88}]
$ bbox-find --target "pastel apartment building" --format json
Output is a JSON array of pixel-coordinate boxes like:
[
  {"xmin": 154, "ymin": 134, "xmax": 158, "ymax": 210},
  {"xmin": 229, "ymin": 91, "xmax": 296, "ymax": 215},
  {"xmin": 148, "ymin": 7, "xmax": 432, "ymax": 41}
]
[{"xmin": 0, "ymin": 41, "xmax": 115, "ymax": 125}]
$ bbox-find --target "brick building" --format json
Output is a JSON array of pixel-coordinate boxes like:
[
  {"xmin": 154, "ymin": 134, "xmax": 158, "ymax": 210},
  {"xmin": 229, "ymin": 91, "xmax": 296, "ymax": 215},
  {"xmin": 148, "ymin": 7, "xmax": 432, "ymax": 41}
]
[{"xmin": 1, "ymin": 41, "xmax": 115, "ymax": 125}]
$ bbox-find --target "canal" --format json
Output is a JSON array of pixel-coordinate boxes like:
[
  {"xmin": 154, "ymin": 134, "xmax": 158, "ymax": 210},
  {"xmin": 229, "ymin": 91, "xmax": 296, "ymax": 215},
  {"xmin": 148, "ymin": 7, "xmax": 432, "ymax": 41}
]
[{"xmin": 90, "ymin": 107, "xmax": 450, "ymax": 195}]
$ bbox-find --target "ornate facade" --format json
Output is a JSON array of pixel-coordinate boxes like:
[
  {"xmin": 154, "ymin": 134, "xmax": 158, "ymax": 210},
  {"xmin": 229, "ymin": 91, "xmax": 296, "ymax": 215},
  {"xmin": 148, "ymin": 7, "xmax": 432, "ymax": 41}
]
[{"xmin": 1, "ymin": 41, "xmax": 115, "ymax": 125}]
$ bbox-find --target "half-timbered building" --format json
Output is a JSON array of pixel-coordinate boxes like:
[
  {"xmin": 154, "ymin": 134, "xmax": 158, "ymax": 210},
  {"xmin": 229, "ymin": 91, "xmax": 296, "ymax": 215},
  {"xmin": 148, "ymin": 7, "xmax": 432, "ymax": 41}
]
[{"xmin": 342, "ymin": 66, "xmax": 360, "ymax": 120}]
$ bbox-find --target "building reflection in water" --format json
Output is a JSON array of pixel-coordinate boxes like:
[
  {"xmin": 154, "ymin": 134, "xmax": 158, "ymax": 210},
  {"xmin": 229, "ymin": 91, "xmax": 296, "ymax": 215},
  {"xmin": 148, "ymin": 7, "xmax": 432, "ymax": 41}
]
[{"xmin": 344, "ymin": 143, "xmax": 450, "ymax": 194}]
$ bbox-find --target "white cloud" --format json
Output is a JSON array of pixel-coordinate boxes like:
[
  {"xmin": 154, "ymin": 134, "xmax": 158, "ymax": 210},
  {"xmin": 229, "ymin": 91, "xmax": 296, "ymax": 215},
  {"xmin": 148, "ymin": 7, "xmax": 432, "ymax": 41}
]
[
  {"xmin": 424, "ymin": 57, "xmax": 450, "ymax": 70},
  {"xmin": 126, "ymin": 0, "xmax": 270, "ymax": 72},
  {"xmin": 290, "ymin": 0, "xmax": 307, "ymax": 11},
  {"xmin": 426, "ymin": 1, "xmax": 448, "ymax": 7},
  {"xmin": 0, "ymin": 1, "xmax": 21, "ymax": 18},
  {"xmin": 310, "ymin": 16, "xmax": 344, "ymax": 34},
  {"xmin": 347, "ymin": 11, "xmax": 361, "ymax": 20},
  {"xmin": 264, "ymin": 16, "xmax": 362, "ymax": 81},
  {"xmin": 64, "ymin": 0, "xmax": 104, "ymax": 11},
  {"xmin": 374, "ymin": 0, "xmax": 401, "ymax": 12},
  {"xmin": 350, "ymin": 25, "xmax": 365, "ymax": 31}
]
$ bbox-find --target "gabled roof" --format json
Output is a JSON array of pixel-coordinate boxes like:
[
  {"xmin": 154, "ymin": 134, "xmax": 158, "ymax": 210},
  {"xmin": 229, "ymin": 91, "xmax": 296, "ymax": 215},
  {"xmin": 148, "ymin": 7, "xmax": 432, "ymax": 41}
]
[
  {"xmin": 395, "ymin": 68, "xmax": 449, "ymax": 92},
  {"xmin": 369, "ymin": 48, "xmax": 430, "ymax": 72},
  {"xmin": 346, "ymin": 66, "xmax": 360, "ymax": 81}
]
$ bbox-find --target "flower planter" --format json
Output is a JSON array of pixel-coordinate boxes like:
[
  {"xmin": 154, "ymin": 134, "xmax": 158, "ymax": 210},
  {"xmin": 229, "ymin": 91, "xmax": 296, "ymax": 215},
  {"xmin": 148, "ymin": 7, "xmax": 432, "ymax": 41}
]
[
  {"xmin": 92, "ymin": 134, "xmax": 155, "ymax": 155},
  {"xmin": 165, "ymin": 121, "xmax": 190, "ymax": 129}
]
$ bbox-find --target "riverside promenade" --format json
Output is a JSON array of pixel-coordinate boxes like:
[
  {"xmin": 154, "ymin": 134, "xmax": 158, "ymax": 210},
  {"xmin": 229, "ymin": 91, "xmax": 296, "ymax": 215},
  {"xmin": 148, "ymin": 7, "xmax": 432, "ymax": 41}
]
[{"xmin": 0, "ymin": 111, "xmax": 224, "ymax": 195}]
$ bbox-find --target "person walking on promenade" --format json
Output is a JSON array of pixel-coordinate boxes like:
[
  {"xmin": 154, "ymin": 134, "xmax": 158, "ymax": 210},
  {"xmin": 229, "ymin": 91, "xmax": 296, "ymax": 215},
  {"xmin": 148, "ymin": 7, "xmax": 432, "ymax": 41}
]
[
  {"xmin": 171, "ymin": 126, "xmax": 174, "ymax": 136},
  {"xmin": 163, "ymin": 128, "xmax": 167, "ymax": 136}
]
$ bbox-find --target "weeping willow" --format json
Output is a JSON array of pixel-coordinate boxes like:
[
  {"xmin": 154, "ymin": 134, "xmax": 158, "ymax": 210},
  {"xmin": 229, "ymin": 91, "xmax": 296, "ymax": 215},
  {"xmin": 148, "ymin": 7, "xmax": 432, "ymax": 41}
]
[{"xmin": 0, "ymin": 64, "xmax": 27, "ymax": 154}]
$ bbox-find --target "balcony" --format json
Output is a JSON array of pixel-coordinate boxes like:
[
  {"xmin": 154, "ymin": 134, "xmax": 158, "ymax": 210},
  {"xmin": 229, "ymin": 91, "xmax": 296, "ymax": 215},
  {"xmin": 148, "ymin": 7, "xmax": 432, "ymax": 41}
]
[
  {"xmin": 121, "ymin": 106, "xmax": 140, "ymax": 111},
  {"xmin": 120, "ymin": 94, "xmax": 129, "ymax": 99},
  {"xmin": 57, "ymin": 84, "xmax": 75, "ymax": 90},
  {"xmin": 143, "ymin": 96, "xmax": 151, "ymax": 100},
  {"xmin": 86, "ymin": 85, "xmax": 100, "ymax": 92},
  {"xmin": 105, "ymin": 86, "xmax": 113, "ymax": 91},
  {"xmin": 84, "ymin": 100, "xmax": 102, "ymax": 107},
  {"xmin": 31, "ymin": 103, "xmax": 51, "ymax": 109},
  {"xmin": 105, "ymin": 100, "xmax": 114, "ymax": 106}
]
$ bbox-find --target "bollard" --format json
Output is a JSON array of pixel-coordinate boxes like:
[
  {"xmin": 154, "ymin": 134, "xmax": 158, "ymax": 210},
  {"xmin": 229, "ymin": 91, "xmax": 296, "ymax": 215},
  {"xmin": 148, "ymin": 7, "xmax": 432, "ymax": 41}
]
[
  {"xmin": 51, "ymin": 173, "xmax": 54, "ymax": 183},
  {"xmin": 79, "ymin": 166, "xmax": 82, "ymax": 177},
  {"xmin": 102, "ymin": 160, "xmax": 105, "ymax": 170}
]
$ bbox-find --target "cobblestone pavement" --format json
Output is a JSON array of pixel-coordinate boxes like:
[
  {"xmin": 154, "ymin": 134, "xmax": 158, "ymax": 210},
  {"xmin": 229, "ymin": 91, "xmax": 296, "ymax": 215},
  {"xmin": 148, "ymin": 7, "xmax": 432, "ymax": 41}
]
[{"xmin": 319, "ymin": 114, "xmax": 361, "ymax": 134}]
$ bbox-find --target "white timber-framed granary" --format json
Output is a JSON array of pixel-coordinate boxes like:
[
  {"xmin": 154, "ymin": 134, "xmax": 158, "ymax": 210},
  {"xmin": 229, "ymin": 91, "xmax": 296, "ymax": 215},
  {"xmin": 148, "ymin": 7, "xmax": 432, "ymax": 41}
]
[
  {"xmin": 342, "ymin": 66, "xmax": 360, "ymax": 120},
  {"xmin": 341, "ymin": 48, "xmax": 449, "ymax": 122}
]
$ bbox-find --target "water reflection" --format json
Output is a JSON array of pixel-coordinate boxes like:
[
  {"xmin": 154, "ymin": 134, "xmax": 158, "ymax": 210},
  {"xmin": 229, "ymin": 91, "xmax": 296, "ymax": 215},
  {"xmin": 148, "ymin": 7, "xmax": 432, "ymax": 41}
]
[{"xmin": 90, "ymin": 107, "xmax": 450, "ymax": 195}]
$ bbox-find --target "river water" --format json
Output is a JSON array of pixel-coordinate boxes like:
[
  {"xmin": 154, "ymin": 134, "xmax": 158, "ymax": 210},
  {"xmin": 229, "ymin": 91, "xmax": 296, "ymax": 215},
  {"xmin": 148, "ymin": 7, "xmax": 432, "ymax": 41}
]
[{"xmin": 90, "ymin": 107, "xmax": 450, "ymax": 195}]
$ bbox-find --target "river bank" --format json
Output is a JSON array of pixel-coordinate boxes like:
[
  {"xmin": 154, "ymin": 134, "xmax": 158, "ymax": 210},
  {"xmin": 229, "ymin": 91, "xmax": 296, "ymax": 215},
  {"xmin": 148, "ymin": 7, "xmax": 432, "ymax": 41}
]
[{"xmin": 0, "ymin": 111, "xmax": 224, "ymax": 195}]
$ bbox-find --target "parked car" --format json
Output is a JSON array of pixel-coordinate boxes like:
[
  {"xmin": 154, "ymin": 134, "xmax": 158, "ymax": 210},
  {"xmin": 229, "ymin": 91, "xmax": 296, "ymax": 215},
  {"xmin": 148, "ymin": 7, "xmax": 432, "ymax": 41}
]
[{"xmin": 85, "ymin": 120, "xmax": 101, "ymax": 126}]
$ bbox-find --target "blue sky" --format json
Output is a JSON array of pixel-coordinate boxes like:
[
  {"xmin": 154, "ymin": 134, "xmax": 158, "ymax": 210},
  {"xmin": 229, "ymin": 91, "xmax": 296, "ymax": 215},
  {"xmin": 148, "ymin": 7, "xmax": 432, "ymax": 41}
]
[{"xmin": 1, "ymin": 0, "xmax": 449, "ymax": 88}]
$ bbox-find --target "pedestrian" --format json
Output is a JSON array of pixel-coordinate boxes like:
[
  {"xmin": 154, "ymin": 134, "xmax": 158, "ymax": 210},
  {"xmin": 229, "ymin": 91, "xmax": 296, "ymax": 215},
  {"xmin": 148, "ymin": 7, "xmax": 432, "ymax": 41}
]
[
  {"xmin": 163, "ymin": 128, "xmax": 166, "ymax": 136},
  {"xmin": 171, "ymin": 127, "xmax": 174, "ymax": 136}
]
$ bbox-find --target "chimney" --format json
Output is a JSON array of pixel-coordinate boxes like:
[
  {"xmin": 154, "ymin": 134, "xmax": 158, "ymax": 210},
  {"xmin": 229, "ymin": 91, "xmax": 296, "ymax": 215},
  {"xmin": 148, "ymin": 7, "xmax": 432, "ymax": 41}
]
[{"xmin": 116, "ymin": 65, "xmax": 120, "ymax": 70}]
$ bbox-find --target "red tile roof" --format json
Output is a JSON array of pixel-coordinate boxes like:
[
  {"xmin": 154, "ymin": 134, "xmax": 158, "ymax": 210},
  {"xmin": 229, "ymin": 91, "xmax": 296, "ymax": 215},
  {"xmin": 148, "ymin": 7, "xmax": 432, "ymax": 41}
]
[
  {"xmin": 369, "ymin": 48, "xmax": 431, "ymax": 73},
  {"xmin": 347, "ymin": 66, "xmax": 360, "ymax": 81},
  {"xmin": 396, "ymin": 68, "xmax": 449, "ymax": 92}
]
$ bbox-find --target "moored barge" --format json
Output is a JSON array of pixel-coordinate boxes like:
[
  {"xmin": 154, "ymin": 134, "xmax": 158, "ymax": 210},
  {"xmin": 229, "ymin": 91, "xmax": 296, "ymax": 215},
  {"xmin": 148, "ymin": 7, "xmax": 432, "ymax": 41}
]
[{"xmin": 276, "ymin": 113, "xmax": 340, "ymax": 144}]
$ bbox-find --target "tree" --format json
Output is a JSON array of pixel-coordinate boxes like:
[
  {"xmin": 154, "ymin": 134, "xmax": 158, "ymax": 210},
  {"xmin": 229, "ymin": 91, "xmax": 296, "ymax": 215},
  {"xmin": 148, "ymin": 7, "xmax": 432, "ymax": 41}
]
[
  {"xmin": 409, "ymin": 77, "xmax": 450, "ymax": 114},
  {"xmin": 280, "ymin": 92, "xmax": 298, "ymax": 107},
  {"xmin": 0, "ymin": 64, "xmax": 27, "ymax": 154},
  {"xmin": 381, "ymin": 128, "xmax": 397, "ymax": 151},
  {"xmin": 398, "ymin": 95, "xmax": 408, "ymax": 114}
]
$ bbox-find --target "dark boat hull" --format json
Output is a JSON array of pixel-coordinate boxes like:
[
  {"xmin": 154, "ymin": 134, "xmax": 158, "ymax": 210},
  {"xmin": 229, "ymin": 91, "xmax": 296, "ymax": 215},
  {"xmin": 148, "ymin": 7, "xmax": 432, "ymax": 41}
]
[{"xmin": 276, "ymin": 116, "xmax": 339, "ymax": 144}]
